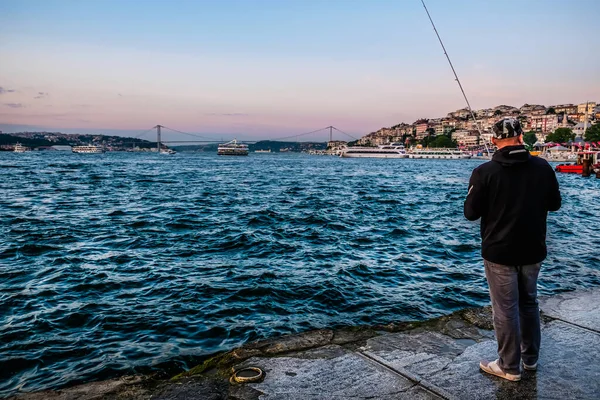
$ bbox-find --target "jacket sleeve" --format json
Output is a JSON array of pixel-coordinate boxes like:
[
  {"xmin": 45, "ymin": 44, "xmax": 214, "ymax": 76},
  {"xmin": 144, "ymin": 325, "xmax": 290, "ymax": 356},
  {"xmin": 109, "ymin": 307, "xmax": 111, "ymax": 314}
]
[
  {"xmin": 547, "ymin": 168, "xmax": 562, "ymax": 212},
  {"xmin": 464, "ymin": 168, "xmax": 485, "ymax": 221}
]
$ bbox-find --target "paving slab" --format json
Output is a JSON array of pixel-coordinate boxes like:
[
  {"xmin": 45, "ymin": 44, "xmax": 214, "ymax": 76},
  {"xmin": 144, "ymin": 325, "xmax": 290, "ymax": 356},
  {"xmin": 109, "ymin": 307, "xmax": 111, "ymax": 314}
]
[
  {"xmin": 540, "ymin": 289, "xmax": 600, "ymax": 332},
  {"xmin": 237, "ymin": 345, "xmax": 442, "ymax": 399},
  {"xmin": 366, "ymin": 320, "xmax": 600, "ymax": 400},
  {"xmin": 362, "ymin": 330, "xmax": 476, "ymax": 380}
]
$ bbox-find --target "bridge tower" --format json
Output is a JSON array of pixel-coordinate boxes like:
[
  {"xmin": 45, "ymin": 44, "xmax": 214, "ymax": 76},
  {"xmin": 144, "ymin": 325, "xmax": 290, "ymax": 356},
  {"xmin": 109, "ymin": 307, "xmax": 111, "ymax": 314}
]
[
  {"xmin": 156, "ymin": 125, "xmax": 162, "ymax": 152},
  {"xmin": 329, "ymin": 126, "xmax": 333, "ymax": 142}
]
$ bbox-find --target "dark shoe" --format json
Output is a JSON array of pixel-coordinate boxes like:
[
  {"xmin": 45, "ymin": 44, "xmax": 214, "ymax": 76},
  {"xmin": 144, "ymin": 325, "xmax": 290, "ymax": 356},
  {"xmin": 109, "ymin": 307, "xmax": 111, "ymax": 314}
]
[{"xmin": 522, "ymin": 361, "xmax": 537, "ymax": 371}]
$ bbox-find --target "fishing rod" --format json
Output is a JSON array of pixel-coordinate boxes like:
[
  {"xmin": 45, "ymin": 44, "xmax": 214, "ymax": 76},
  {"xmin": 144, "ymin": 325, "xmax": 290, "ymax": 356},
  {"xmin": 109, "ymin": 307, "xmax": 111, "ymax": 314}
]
[{"xmin": 420, "ymin": 0, "xmax": 491, "ymax": 154}]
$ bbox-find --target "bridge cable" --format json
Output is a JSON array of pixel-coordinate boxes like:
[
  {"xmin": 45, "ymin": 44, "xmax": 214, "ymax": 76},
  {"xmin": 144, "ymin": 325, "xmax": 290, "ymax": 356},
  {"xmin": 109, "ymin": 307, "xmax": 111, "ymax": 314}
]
[
  {"xmin": 160, "ymin": 125, "xmax": 222, "ymax": 141},
  {"xmin": 331, "ymin": 127, "xmax": 359, "ymax": 141},
  {"xmin": 268, "ymin": 126, "xmax": 331, "ymax": 142},
  {"xmin": 133, "ymin": 126, "xmax": 159, "ymax": 139}
]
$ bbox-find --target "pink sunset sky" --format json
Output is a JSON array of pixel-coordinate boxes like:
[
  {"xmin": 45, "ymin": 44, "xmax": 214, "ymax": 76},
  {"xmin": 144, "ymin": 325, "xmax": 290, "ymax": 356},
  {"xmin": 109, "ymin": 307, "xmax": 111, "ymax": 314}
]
[{"xmin": 1, "ymin": 0, "xmax": 598, "ymax": 141}]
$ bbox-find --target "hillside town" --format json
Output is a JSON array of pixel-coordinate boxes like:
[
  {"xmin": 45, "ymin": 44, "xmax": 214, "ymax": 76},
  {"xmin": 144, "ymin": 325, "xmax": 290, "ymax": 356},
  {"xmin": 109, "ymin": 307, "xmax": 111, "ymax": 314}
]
[
  {"xmin": 350, "ymin": 101, "xmax": 598, "ymax": 148},
  {"xmin": 0, "ymin": 131, "xmax": 156, "ymax": 152}
]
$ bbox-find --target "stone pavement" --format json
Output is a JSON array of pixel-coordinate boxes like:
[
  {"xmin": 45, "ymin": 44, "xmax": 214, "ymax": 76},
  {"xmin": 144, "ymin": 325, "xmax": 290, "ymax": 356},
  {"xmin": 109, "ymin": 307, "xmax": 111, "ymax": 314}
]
[{"xmin": 12, "ymin": 287, "xmax": 600, "ymax": 400}]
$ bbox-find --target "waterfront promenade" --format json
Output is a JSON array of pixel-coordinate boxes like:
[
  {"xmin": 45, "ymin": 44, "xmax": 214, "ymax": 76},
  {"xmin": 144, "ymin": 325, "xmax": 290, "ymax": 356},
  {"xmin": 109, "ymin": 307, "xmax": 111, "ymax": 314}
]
[{"xmin": 13, "ymin": 287, "xmax": 600, "ymax": 400}]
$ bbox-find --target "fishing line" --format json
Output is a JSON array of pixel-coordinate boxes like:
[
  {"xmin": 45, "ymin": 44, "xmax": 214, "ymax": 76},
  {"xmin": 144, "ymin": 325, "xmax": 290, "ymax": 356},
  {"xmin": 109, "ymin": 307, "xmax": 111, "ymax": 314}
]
[{"xmin": 421, "ymin": 0, "xmax": 486, "ymax": 143}]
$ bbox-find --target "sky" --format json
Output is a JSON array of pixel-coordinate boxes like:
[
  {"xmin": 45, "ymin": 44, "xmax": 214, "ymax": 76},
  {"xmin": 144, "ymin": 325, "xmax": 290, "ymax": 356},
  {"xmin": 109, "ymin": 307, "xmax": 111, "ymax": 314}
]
[{"xmin": 0, "ymin": 0, "xmax": 599, "ymax": 141}]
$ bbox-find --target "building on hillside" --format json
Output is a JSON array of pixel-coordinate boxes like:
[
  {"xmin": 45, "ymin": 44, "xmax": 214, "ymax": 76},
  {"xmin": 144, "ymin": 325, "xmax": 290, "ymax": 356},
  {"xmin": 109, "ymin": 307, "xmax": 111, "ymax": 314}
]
[
  {"xmin": 482, "ymin": 116, "xmax": 499, "ymax": 131},
  {"xmin": 530, "ymin": 114, "xmax": 559, "ymax": 132},
  {"xmin": 479, "ymin": 132, "xmax": 494, "ymax": 145},
  {"xmin": 452, "ymin": 130, "xmax": 479, "ymax": 147},
  {"xmin": 415, "ymin": 123, "xmax": 430, "ymax": 139},
  {"xmin": 520, "ymin": 104, "xmax": 546, "ymax": 114},
  {"xmin": 578, "ymin": 102, "xmax": 596, "ymax": 115},
  {"xmin": 475, "ymin": 108, "xmax": 494, "ymax": 118},
  {"xmin": 494, "ymin": 105, "xmax": 519, "ymax": 114},
  {"xmin": 327, "ymin": 141, "xmax": 347, "ymax": 149},
  {"xmin": 447, "ymin": 108, "xmax": 470, "ymax": 119},
  {"xmin": 552, "ymin": 104, "xmax": 577, "ymax": 114},
  {"xmin": 573, "ymin": 122, "xmax": 590, "ymax": 138}
]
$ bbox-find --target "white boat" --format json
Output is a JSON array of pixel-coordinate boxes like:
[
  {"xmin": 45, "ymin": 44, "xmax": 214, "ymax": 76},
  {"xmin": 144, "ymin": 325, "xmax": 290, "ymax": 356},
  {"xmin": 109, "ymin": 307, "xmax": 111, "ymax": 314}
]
[
  {"xmin": 408, "ymin": 148, "xmax": 472, "ymax": 159},
  {"xmin": 14, "ymin": 143, "xmax": 29, "ymax": 153},
  {"xmin": 340, "ymin": 143, "xmax": 408, "ymax": 158},
  {"xmin": 217, "ymin": 139, "xmax": 249, "ymax": 156},
  {"xmin": 160, "ymin": 148, "xmax": 177, "ymax": 155},
  {"xmin": 72, "ymin": 145, "xmax": 105, "ymax": 154},
  {"xmin": 255, "ymin": 149, "xmax": 271, "ymax": 153}
]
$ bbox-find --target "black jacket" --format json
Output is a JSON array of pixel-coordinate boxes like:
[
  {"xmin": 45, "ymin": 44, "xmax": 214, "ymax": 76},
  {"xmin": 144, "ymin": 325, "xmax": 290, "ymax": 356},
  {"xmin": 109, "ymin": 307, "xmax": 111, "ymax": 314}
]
[{"xmin": 464, "ymin": 145, "xmax": 561, "ymax": 266}]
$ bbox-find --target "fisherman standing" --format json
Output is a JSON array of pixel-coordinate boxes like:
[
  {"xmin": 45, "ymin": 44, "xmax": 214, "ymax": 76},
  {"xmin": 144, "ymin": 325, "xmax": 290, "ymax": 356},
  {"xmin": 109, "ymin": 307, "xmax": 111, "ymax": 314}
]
[{"xmin": 464, "ymin": 118, "xmax": 562, "ymax": 381}]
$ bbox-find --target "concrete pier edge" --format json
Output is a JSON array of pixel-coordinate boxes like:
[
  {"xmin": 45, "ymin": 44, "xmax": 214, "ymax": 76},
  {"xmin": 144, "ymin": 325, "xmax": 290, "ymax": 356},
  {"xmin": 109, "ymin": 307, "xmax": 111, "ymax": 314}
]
[{"xmin": 9, "ymin": 287, "xmax": 600, "ymax": 400}]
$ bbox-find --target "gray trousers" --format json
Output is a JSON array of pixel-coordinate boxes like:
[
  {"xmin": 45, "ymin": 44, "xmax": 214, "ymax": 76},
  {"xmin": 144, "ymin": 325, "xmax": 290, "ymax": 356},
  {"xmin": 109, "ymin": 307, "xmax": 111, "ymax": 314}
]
[{"xmin": 484, "ymin": 260, "xmax": 542, "ymax": 375}]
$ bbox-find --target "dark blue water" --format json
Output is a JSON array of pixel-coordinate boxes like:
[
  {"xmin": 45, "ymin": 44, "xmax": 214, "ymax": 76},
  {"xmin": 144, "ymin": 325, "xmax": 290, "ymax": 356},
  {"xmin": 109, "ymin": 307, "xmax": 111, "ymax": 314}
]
[{"xmin": 1, "ymin": 152, "xmax": 599, "ymax": 396}]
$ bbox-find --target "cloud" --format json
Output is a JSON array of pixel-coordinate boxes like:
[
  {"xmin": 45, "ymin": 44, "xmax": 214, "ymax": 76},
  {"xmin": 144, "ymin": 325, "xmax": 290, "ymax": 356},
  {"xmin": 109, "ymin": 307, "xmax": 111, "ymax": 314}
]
[
  {"xmin": 0, "ymin": 87, "xmax": 17, "ymax": 94},
  {"xmin": 34, "ymin": 92, "xmax": 49, "ymax": 99},
  {"xmin": 206, "ymin": 113, "xmax": 249, "ymax": 117},
  {"xmin": 4, "ymin": 103, "xmax": 24, "ymax": 108}
]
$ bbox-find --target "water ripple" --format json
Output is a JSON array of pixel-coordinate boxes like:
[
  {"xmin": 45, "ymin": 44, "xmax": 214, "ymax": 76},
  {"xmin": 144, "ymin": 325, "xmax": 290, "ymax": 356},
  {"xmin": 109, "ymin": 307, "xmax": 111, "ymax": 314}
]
[{"xmin": 0, "ymin": 152, "xmax": 599, "ymax": 397}]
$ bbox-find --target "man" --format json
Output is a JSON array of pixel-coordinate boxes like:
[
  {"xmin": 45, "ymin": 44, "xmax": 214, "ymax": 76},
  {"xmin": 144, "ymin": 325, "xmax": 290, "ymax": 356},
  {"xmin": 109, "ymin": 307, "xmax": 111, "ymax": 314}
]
[{"xmin": 464, "ymin": 118, "xmax": 561, "ymax": 381}]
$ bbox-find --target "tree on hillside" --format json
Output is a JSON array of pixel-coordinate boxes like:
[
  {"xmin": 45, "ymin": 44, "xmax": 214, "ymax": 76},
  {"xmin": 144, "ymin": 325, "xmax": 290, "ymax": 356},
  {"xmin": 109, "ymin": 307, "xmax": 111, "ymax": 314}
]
[
  {"xmin": 494, "ymin": 109, "xmax": 504, "ymax": 116},
  {"xmin": 423, "ymin": 135, "xmax": 457, "ymax": 148},
  {"xmin": 445, "ymin": 128, "xmax": 456, "ymax": 138},
  {"xmin": 546, "ymin": 107, "xmax": 556, "ymax": 115},
  {"xmin": 523, "ymin": 131, "xmax": 538, "ymax": 149},
  {"xmin": 546, "ymin": 128, "xmax": 575, "ymax": 143},
  {"xmin": 584, "ymin": 124, "xmax": 600, "ymax": 142}
]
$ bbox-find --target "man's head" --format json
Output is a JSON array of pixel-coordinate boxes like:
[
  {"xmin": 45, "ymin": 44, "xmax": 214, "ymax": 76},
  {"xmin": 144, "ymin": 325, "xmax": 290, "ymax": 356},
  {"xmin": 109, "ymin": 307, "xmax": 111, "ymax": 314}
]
[{"xmin": 491, "ymin": 118, "xmax": 524, "ymax": 149}]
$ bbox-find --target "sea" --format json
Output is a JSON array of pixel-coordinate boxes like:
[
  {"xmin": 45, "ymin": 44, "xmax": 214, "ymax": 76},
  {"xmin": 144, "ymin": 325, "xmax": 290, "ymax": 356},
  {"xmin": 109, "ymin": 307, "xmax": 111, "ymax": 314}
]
[{"xmin": 1, "ymin": 152, "xmax": 599, "ymax": 397}]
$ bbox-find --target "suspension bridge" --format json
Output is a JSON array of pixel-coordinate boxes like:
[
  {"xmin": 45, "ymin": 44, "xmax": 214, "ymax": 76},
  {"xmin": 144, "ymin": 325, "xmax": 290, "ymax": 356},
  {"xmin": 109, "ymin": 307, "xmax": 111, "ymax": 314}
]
[{"xmin": 127, "ymin": 125, "xmax": 359, "ymax": 151}]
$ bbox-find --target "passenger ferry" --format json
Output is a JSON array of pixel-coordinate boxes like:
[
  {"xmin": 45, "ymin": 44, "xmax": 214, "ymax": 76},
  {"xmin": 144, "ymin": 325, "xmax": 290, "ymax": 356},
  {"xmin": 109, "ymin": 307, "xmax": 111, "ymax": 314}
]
[
  {"xmin": 217, "ymin": 139, "xmax": 249, "ymax": 156},
  {"xmin": 340, "ymin": 143, "xmax": 408, "ymax": 158},
  {"xmin": 13, "ymin": 143, "xmax": 29, "ymax": 153},
  {"xmin": 72, "ymin": 145, "xmax": 105, "ymax": 154},
  {"xmin": 408, "ymin": 148, "xmax": 472, "ymax": 159}
]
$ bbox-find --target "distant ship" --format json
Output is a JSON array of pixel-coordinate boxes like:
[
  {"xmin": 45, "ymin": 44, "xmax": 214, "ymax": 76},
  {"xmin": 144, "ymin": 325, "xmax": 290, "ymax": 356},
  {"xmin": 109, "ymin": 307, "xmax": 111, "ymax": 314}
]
[
  {"xmin": 408, "ymin": 148, "xmax": 471, "ymax": 159},
  {"xmin": 255, "ymin": 149, "xmax": 271, "ymax": 153},
  {"xmin": 160, "ymin": 148, "xmax": 177, "ymax": 155},
  {"xmin": 340, "ymin": 143, "xmax": 408, "ymax": 158},
  {"xmin": 72, "ymin": 145, "xmax": 105, "ymax": 154},
  {"xmin": 13, "ymin": 143, "xmax": 29, "ymax": 153},
  {"xmin": 217, "ymin": 139, "xmax": 248, "ymax": 156}
]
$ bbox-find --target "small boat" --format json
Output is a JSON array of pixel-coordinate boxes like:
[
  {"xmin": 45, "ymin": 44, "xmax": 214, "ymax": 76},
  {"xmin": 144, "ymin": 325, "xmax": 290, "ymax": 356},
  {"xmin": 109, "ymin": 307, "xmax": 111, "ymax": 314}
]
[
  {"xmin": 14, "ymin": 143, "xmax": 29, "ymax": 153},
  {"xmin": 555, "ymin": 151, "xmax": 599, "ymax": 174},
  {"xmin": 217, "ymin": 139, "xmax": 249, "ymax": 156},
  {"xmin": 340, "ymin": 143, "xmax": 408, "ymax": 158},
  {"xmin": 160, "ymin": 148, "xmax": 176, "ymax": 155},
  {"xmin": 255, "ymin": 149, "xmax": 271, "ymax": 153},
  {"xmin": 72, "ymin": 145, "xmax": 104, "ymax": 154}
]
